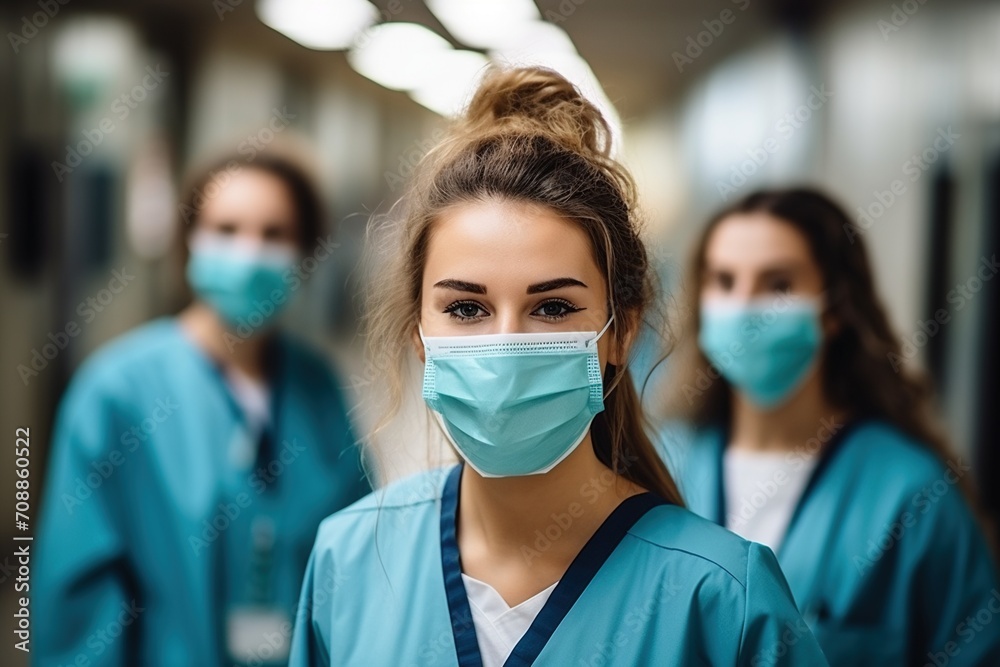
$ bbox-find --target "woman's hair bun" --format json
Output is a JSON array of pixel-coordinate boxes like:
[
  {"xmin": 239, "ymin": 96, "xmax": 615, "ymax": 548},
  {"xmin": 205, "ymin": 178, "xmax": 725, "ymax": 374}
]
[{"xmin": 459, "ymin": 65, "xmax": 613, "ymax": 159}]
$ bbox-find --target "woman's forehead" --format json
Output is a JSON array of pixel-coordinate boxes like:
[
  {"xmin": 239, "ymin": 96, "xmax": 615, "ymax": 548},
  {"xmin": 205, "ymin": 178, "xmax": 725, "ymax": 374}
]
[
  {"xmin": 705, "ymin": 212, "xmax": 813, "ymax": 268},
  {"xmin": 424, "ymin": 200, "xmax": 605, "ymax": 288}
]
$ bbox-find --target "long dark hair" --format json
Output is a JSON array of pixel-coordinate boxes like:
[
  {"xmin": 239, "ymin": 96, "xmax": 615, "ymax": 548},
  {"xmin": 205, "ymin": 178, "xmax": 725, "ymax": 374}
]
[
  {"xmin": 667, "ymin": 187, "xmax": 972, "ymax": 499},
  {"xmin": 365, "ymin": 66, "xmax": 683, "ymax": 504}
]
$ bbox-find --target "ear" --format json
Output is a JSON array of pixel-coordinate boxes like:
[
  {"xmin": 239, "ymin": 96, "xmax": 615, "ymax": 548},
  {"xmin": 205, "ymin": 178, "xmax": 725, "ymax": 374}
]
[
  {"xmin": 412, "ymin": 324, "xmax": 426, "ymax": 364},
  {"xmin": 607, "ymin": 313, "xmax": 637, "ymax": 367},
  {"xmin": 820, "ymin": 298, "xmax": 841, "ymax": 339}
]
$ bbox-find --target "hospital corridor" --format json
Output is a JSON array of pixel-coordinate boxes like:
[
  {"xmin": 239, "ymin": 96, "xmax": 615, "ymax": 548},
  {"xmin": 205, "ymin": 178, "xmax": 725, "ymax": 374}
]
[{"xmin": 0, "ymin": 0, "xmax": 999, "ymax": 665}]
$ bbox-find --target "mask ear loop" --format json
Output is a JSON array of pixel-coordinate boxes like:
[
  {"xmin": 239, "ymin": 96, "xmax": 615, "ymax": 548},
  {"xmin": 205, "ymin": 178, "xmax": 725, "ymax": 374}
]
[
  {"xmin": 593, "ymin": 313, "xmax": 615, "ymax": 344},
  {"xmin": 417, "ymin": 323, "xmax": 443, "ymax": 352},
  {"xmin": 592, "ymin": 302, "xmax": 622, "ymax": 401},
  {"xmin": 588, "ymin": 299, "xmax": 617, "ymax": 348}
]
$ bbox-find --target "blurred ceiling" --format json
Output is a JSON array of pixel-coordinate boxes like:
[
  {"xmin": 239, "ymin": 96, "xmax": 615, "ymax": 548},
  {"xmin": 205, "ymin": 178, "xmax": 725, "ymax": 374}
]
[{"xmin": 0, "ymin": 0, "xmax": 895, "ymax": 119}]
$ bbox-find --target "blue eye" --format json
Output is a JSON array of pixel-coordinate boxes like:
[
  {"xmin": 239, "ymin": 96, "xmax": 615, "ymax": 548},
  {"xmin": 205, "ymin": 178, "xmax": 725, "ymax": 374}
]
[
  {"xmin": 444, "ymin": 301, "xmax": 489, "ymax": 321},
  {"xmin": 532, "ymin": 299, "xmax": 583, "ymax": 321}
]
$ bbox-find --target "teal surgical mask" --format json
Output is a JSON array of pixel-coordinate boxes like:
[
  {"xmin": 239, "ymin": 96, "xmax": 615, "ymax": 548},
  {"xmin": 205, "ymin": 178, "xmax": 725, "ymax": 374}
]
[
  {"xmin": 186, "ymin": 231, "xmax": 297, "ymax": 329},
  {"xmin": 420, "ymin": 317, "xmax": 614, "ymax": 478},
  {"xmin": 698, "ymin": 297, "xmax": 822, "ymax": 409}
]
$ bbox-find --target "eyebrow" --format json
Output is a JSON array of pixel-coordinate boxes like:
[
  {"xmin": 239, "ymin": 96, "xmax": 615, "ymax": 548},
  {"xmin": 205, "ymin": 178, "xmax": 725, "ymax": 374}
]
[
  {"xmin": 758, "ymin": 265, "xmax": 802, "ymax": 277},
  {"xmin": 705, "ymin": 262, "xmax": 803, "ymax": 276},
  {"xmin": 432, "ymin": 277, "xmax": 588, "ymax": 295},
  {"xmin": 433, "ymin": 279, "xmax": 487, "ymax": 294},
  {"xmin": 526, "ymin": 277, "xmax": 588, "ymax": 294}
]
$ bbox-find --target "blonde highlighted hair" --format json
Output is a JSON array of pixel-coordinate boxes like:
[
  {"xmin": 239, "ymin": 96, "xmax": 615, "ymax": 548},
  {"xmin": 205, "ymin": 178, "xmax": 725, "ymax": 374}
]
[{"xmin": 363, "ymin": 66, "xmax": 682, "ymax": 503}]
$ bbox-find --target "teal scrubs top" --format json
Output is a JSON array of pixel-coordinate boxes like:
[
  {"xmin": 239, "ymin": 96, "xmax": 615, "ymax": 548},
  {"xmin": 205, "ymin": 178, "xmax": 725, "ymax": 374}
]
[
  {"xmin": 659, "ymin": 419, "xmax": 1000, "ymax": 666},
  {"xmin": 289, "ymin": 464, "xmax": 830, "ymax": 666},
  {"xmin": 34, "ymin": 318, "xmax": 371, "ymax": 667}
]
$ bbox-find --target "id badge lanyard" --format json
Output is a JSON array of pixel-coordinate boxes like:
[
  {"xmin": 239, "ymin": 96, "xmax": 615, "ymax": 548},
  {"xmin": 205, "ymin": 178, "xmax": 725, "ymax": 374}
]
[{"xmin": 204, "ymin": 341, "xmax": 291, "ymax": 664}]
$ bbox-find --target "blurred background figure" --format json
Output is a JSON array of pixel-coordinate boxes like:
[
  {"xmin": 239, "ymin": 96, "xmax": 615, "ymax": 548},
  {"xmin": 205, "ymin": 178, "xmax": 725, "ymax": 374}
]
[
  {"xmin": 658, "ymin": 188, "xmax": 999, "ymax": 666},
  {"xmin": 0, "ymin": 0, "xmax": 997, "ymax": 666},
  {"xmin": 33, "ymin": 151, "xmax": 370, "ymax": 666}
]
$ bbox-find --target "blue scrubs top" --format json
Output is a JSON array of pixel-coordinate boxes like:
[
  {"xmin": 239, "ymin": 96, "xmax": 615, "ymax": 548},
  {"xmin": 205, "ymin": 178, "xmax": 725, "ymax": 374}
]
[
  {"xmin": 289, "ymin": 464, "xmax": 830, "ymax": 666},
  {"xmin": 34, "ymin": 318, "xmax": 371, "ymax": 667},
  {"xmin": 659, "ymin": 418, "xmax": 1000, "ymax": 666}
]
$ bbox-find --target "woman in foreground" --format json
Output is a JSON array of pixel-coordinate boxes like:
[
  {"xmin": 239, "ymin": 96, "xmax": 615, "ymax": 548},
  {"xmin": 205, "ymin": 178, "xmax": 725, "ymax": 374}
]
[{"xmin": 289, "ymin": 68, "xmax": 828, "ymax": 666}]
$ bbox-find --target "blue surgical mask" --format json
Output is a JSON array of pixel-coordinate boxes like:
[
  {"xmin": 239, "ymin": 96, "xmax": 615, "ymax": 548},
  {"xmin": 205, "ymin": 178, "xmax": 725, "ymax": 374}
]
[
  {"xmin": 698, "ymin": 297, "xmax": 822, "ymax": 409},
  {"xmin": 186, "ymin": 231, "xmax": 297, "ymax": 329},
  {"xmin": 420, "ymin": 317, "xmax": 614, "ymax": 478}
]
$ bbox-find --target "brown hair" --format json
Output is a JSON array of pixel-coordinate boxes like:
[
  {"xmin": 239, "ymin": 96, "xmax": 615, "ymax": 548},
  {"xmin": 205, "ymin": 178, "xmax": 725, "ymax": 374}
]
[
  {"xmin": 667, "ymin": 187, "xmax": 964, "ymax": 483},
  {"xmin": 364, "ymin": 66, "xmax": 683, "ymax": 504},
  {"xmin": 177, "ymin": 152, "xmax": 325, "ymax": 254}
]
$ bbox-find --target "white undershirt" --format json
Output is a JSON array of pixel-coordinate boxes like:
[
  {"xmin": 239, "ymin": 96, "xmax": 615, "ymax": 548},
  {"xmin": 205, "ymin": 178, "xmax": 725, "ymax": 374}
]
[
  {"xmin": 224, "ymin": 366, "xmax": 272, "ymax": 432},
  {"xmin": 221, "ymin": 367, "xmax": 273, "ymax": 468},
  {"xmin": 462, "ymin": 574, "xmax": 558, "ymax": 667},
  {"xmin": 723, "ymin": 448, "xmax": 818, "ymax": 552}
]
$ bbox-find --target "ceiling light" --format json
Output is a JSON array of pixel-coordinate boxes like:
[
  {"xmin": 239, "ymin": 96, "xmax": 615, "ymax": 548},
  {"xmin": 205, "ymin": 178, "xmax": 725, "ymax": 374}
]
[
  {"xmin": 257, "ymin": 0, "xmax": 379, "ymax": 51},
  {"xmin": 348, "ymin": 22, "xmax": 455, "ymax": 91},
  {"xmin": 426, "ymin": 0, "xmax": 540, "ymax": 49},
  {"xmin": 409, "ymin": 49, "xmax": 490, "ymax": 116},
  {"xmin": 489, "ymin": 19, "xmax": 576, "ymax": 59}
]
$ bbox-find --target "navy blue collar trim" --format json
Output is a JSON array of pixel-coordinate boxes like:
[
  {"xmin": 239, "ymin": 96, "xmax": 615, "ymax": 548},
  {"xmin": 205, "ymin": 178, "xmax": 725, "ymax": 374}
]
[{"xmin": 441, "ymin": 464, "xmax": 667, "ymax": 667}]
